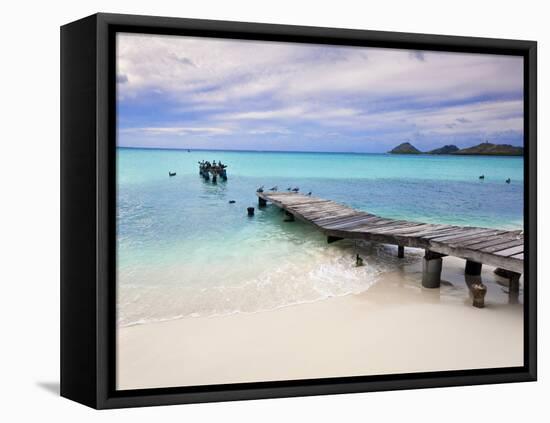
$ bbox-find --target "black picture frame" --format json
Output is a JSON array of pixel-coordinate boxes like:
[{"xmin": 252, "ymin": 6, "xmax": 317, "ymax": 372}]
[{"xmin": 60, "ymin": 12, "xmax": 537, "ymax": 409}]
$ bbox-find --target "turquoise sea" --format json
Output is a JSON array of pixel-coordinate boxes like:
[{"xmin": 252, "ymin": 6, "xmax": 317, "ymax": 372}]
[{"xmin": 117, "ymin": 148, "xmax": 524, "ymax": 326}]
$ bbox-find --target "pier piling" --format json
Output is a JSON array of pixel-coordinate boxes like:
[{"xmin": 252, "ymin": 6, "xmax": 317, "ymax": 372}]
[
  {"xmin": 494, "ymin": 268, "xmax": 521, "ymax": 293},
  {"xmin": 247, "ymin": 207, "xmax": 255, "ymax": 216},
  {"xmin": 471, "ymin": 283, "xmax": 487, "ymax": 308},
  {"xmin": 422, "ymin": 250, "xmax": 443, "ymax": 288},
  {"xmin": 465, "ymin": 260, "xmax": 482, "ymax": 276},
  {"xmin": 398, "ymin": 245, "xmax": 405, "ymax": 258}
]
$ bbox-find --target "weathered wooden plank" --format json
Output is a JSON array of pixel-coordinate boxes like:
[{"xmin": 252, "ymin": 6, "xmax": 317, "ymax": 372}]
[
  {"xmin": 385, "ymin": 223, "xmax": 438, "ymax": 235},
  {"xmin": 305, "ymin": 209, "xmax": 358, "ymax": 221},
  {"xmin": 349, "ymin": 219, "xmax": 406, "ymax": 232},
  {"xmin": 421, "ymin": 228, "xmax": 469, "ymax": 240},
  {"xmin": 298, "ymin": 204, "xmax": 351, "ymax": 216},
  {"xmin": 319, "ymin": 214, "xmax": 373, "ymax": 228},
  {"xmin": 344, "ymin": 218, "xmax": 389, "ymax": 231},
  {"xmin": 429, "ymin": 229, "xmax": 497, "ymax": 243},
  {"xmin": 283, "ymin": 200, "xmax": 333, "ymax": 208},
  {"xmin": 292, "ymin": 198, "xmax": 338, "ymax": 207},
  {"xmin": 376, "ymin": 223, "xmax": 428, "ymax": 235},
  {"xmin": 478, "ymin": 239, "xmax": 524, "ymax": 253},
  {"xmin": 401, "ymin": 225, "xmax": 457, "ymax": 238},
  {"xmin": 314, "ymin": 211, "xmax": 361, "ymax": 225},
  {"xmin": 291, "ymin": 200, "xmax": 342, "ymax": 209},
  {"xmin": 511, "ymin": 253, "xmax": 524, "ymax": 260},
  {"xmin": 494, "ymin": 245, "xmax": 524, "ymax": 257},
  {"xmin": 370, "ymin": 222, "xmax": 425, "ymax": 234},
  {"xmin": 455, "ymin": 233, "xmax": 516, "ymax": 249},
  {"xmin": 322, "ymin": 214, "xmax": 378, "ymax": 229},
  {"xmin": 441, "ymin": 231, "xmax": 509, "ymax": 247},
  {"xmin": 299, "ymin": 207, "xmax": 351, "ymax": 219},
  {"xmin": 311, "ymin": 209, "xmax": 361, "ymax": 224}
]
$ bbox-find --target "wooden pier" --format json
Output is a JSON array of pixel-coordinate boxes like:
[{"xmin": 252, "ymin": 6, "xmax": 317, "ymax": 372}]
[{"xmin": 257, "ymin": 191, "xmax": 524, "ymax": 307}]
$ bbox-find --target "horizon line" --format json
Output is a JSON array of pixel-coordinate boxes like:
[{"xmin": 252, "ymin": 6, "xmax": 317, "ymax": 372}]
[{"xmin": 116, "ymin": 144, "xmax": 524, "ymax": 156}]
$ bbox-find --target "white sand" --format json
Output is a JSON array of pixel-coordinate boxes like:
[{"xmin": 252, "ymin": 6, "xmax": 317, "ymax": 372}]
[{"xmin": 116, "ymin": 255, "xmax": 523, "ymax": 390}]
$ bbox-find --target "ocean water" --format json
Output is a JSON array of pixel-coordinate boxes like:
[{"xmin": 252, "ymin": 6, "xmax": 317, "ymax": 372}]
[{"xmin": 117, "ymin": 148, "xmax": 524, "ymax": 326}]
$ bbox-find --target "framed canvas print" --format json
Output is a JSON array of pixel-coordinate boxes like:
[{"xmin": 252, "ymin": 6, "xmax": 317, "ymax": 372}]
[{"xmin": 60, "ymin": 13, "xmax": 537, "ymax": 409}]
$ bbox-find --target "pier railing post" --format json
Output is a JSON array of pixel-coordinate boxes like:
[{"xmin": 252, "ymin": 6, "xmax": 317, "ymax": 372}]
[{"xmin": 422, "ymin": 250, "xmax": 444, "ymax": 288}]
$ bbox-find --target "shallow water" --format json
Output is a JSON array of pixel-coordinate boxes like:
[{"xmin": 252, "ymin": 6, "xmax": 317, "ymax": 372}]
[{"xmin": 117, "ymin": 148, "xmax": 523, "ymax": 326}]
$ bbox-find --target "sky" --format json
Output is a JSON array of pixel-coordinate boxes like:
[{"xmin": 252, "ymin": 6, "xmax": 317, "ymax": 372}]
[{"xmin": 116, "ymin": 33, "xmax": 524, "ymax": 153}]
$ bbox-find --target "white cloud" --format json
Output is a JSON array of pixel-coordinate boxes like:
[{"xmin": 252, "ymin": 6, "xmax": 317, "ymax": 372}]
[
  {"xmin": 120, "ymin": 126, "xmax": 232, "ymax": 136},
  {"xmin": 116, "ymin": 32, "xmax": 524, "ymax": 150}
]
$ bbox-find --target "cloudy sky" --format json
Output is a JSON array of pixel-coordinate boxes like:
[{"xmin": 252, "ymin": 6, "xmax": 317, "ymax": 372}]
[{"xmin": 116, "ymin": 33, "xmax": 524, "ymax": 153}]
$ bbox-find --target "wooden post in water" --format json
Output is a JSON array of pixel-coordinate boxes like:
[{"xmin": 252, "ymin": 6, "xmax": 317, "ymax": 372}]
[
  {"xmin": 422, "ymin": 250, "xmax": 444, "ymax": 288},
  {"xmin": 471, "ymin": 283, "xmax": 487, "ymax": 308},
  {"xmin": 465, "ymin": 260, "xmax": 482, "ymax": 276},
  {"xmin": 397, "ymin": 245, "xmax": 405, "ymax": 258},
  {"xmin": 494, "ymin": 268, "xmax": 521, "ymax": 293},
  {"xmin": 509, "ymin": 272, "xmax": 521, "ymax": 293},
  {"xmin": 284, "ymin": 211, "xmax": 295, "ymax": 222},
  {"xmin": 247, "ymin": 207, "xmax": 255, "ymax": 216},
  {"xmin": 258, "ymin": 197, "xmax": 267, "ymax": 208}
]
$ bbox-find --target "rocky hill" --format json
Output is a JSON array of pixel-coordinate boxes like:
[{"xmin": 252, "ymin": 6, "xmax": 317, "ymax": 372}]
[
  {"xmin": 388, "ymin": 142, "xmax": 421, "ymax": 154},
  {"xmin": 389, "ymin": 142, "xmax": 523, "ymax": 156},
  {"xmin": 427, "ymin": 145, "xmax": 459, "ymax": 154},
  {"xmin": 453, "ymin": 142, "xmax": 523, "ymax": 156}
]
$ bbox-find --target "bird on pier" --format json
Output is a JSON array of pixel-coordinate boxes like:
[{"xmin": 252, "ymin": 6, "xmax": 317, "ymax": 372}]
[
  {"xmin": 269, "ymin": 186, "xmax": 278, "ymax": 191},
  {"xmin": 256, "ymin": 185, "xmax": 264, "ymax": 193},
  {"xmin": 307, "ymin": 191, "xmax": 312, "ymax": 196},
  {"xmin": 506, "ymin": 178, "xmax": 511, "ymax": 184},
  {"xmin": 479, "ymin": 175, "xmax": 485, "ymax": 180},
  {"xmin": 292, "ymin": 187, "xmax": 299, "ymax": 192}
]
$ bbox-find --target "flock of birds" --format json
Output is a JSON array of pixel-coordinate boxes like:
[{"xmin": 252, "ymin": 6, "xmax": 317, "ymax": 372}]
[
  {"xmin": 479, "ymin": 174, "xmax": 512, "ymax": 184},
  {"xmin": 256, "ymin": 185, "xmax": 312, "ymax": 196}
]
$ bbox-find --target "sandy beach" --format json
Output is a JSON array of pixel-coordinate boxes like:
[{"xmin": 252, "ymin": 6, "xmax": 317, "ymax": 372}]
[{"xmin": 117, "ymin": 254, "xmax": 523, "ymax": 390}]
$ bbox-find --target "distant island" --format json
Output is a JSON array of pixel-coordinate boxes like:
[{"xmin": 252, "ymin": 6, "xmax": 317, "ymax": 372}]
[
  {"xmin": 427, "ymin": 145, "xmax": 460, "ymax": 154},
  {"xmin": 388, "ymin": 142, "xmax": 421, "ymax": 154},
  {"xmin": 453, "ymin": 143, "xmax": 524, "ymax": 156},
  {"xmin": 389, "ymin": 142, "xmax": 523, "ymax": 156}
]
